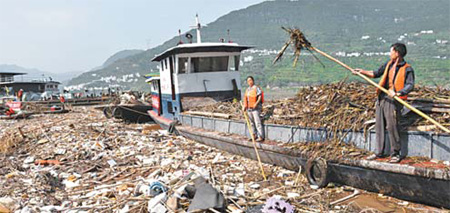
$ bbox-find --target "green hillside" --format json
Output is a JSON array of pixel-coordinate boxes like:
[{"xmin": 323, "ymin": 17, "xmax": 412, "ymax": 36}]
[
  {"xmin": 102, "ymin": 49, "xmax": 144, "ymax": 68},
  {"xmin": 67, "ymin": 0, "xmax": 450, "ymax": 90}
]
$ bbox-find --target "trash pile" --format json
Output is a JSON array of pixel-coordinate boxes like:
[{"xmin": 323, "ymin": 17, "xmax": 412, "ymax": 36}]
[
  {"xmin": 0, "ymin": 107, "xmax": 439, "ymax": 212},
  {"xmin": 189, "ymin": 82, "xmax": 450, "ymax": 132},
  {"xmin": 119, "ymin": 91, "xmax": 150, "ymax": 105}
]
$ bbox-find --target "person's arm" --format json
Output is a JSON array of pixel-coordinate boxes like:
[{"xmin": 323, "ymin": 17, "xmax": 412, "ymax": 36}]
[
  {"xmin": 242, "ymin": 88, "xmax": 248, "ymax": 111},
  {"xmin": 397, "ymin": 67, "xmax": 415, "ymax": 96},
  {"xmin": 255, "ymin": 95, "xmax": 262, "ymax": 107},
  {"xmin": 254, "ymin": 86, "xmax": 262, "ymax": 107},
  {"xmin": 353, "ymin": 69, "xmax": 375, "ymax": 78},
  {"xmin": 352, "ymin": 61, "xmax": 388, "ymax": 78}
]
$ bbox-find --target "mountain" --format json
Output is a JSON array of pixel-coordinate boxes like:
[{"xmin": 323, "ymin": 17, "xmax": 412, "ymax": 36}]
[
  {"xmin": 67, "ymin": 0, "xmax": 450, "ymax": 90},
  {"xmin": 90, "ymin": 49, "xmax": 145, "ymax": 71},
  {"xmin": 0, "ymin": 64, "xmax": 79, "ymax": 83},
  {"xmin": 102, "ymin": 49, "xmax": 144, "ymax": 68}
]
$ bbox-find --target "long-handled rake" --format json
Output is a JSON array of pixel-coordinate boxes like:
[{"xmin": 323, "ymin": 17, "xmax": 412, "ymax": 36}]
[{"xmin": 273, "ymin": 27, "xmax": 450, "ymax": 133}]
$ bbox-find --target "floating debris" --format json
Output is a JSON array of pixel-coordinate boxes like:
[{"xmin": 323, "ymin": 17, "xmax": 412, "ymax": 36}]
[{"xmin": 0, "ymin": 107, "xmax": 446, "ymax": 212}]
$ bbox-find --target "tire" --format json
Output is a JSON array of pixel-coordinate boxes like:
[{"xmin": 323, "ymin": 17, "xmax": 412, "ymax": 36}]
[
  {"xmin": 103, "ymin": 107, "xmax": 113, "ymax": 118},
  {"xmin": 306, "ymin": 157, "xmax": 330, "ymax": 188}
]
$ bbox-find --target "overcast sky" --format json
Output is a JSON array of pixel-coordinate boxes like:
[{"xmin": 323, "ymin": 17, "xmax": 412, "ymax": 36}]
[{"xmin": 0, "ymin": 0, "xmax": 265, "ymax": 74}]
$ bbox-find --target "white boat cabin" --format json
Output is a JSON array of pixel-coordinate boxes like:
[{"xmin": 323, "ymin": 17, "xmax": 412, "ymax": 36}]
[{"xmin": 149, "ymin": 17, "xmax": 251, "ymax": 119}]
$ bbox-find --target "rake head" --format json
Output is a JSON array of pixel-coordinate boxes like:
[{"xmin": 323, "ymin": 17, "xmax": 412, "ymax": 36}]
[{"xmin": 273, "ymin": 27, "xmax": 324, "ymax": 68}]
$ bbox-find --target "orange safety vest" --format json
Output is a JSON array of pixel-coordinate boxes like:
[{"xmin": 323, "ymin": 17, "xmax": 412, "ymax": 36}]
[
  {"xmin": 244, "ymin": 86, "xmax": 264, "ymax": 108},
  {"xmin": 376, "ymin": 60, "xmax": 410, "ymax": 100}
]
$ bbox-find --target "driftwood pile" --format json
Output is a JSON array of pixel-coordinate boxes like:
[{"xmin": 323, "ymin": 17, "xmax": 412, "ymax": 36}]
[{"xmin": 189, "ymin": 82, "xmax": 450, "ymax": 133}]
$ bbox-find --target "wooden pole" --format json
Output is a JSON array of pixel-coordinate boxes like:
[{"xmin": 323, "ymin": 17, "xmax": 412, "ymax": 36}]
[
  {"xmin": 310, "ymin": 47, "xmax": 450, "ymax": 134},
  {"xmin": 240, "ymin": 102, "xmax": 267, "ymax": 180}
]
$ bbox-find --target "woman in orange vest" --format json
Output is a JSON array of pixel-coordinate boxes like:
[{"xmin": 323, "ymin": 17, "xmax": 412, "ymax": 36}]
[
  {"xmin": 243, "ymin": 76, "xmax": 265, "ymax": 142},
  {"xmin": 17, "ymin": 89, "xmax": 23, "ymax": 101},
  {"xmin": 353, "ymin": 43, "xmax": 415, "ymax": 163},
  {"xmin": 60, "ymin": 94, "xmax": 66, "ymax": 110}
]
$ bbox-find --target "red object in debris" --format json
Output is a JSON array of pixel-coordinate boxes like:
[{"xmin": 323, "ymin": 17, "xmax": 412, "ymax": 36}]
[
  {"xmin": 51, "ymin": 106, "xmax": 56, "ymax": 112},
  {"xmin": 5, "ymin": 108, "xmax": 15, "ymax": 116},
  {"xmin": 34, "ymin": 159, "xmax": 61, "ymax": 166},
  {"xmin": 60, "ymin": 96, "xmax": 65, "ymax": 103},
  {"xmin": 5, "ymin": 102, "xmax": 22, "ymax": 111}
]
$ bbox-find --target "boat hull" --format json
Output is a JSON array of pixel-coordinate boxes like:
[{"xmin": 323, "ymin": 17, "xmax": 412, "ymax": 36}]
[
  {"xmin": 177, "ymin": 125, "xmax": 450, "ymax": 209},
  {"xmin": 148, "ymin": 112, "xmax": 450, "ymax": 208},
  {"xmin": 98, "ymin": 104, "xmax": 154, "ymax": 123},
  {"xmin": 0, "ymin": 112, "xmax": 33, "ymax": 120}
]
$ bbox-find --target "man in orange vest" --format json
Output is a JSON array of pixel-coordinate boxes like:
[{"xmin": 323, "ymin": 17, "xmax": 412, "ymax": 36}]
[
  {"xmin": 243, "ymin": 76, "xmax": 265, "ymax": 142},
  {"xmin": 353, "ymin": 43, "xmax": 414, "ymax": 163}
]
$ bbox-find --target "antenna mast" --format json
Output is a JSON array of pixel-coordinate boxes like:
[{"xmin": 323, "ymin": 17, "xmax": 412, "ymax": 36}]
[{"xmin": 195, "ymin": 14, "xmax": 201, "ymax": 43}]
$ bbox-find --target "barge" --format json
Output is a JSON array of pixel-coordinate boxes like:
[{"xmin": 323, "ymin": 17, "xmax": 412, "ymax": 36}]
[{"xmin": 147, "ymin": 16, "xmax": 450, "ymax": 208}]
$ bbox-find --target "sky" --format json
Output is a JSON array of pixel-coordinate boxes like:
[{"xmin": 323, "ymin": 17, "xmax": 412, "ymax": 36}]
[{"xmin": 0, "ymin": 0, "xmax": 265, "ymax": 74}]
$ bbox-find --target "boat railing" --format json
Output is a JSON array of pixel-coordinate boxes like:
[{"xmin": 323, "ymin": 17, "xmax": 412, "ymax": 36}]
[{"xmin": 179, "ymin": 114, "xmax": 450, "ymax": 161}]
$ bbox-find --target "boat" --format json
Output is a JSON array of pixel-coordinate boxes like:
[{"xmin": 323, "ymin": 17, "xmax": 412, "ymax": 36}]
[
  {"xmin": 41, "ymin": 105, "xmax": 70, "ymax": 114},
  {"xmin": 0, "ymin": 111, "xmax": 33, "ymax": 120},
  {"xmin": 31, "ymin": 96, "xmax": 111, "ymax": 106},
  {"xmin": 147, "ymin": 16, "xmax": 450, "ymax": 208},
  {"xmin": 96, "ymin": 103, "xmax": 153, "ymax": 123}
]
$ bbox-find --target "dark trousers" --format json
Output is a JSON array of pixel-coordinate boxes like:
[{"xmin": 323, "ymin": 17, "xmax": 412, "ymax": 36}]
[{"xmin": 375, "ymin": 96, "xmax": 402, "ymax": 156}]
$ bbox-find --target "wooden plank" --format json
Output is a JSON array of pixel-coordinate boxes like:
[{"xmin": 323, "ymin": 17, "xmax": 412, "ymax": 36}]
[
  {"xmin": 184, "ymin": 111, "xmax": 231, "ymax": 119},
  {"xmin": 408, "ymin": 97, "xmax": 450, "ymax": 104}
]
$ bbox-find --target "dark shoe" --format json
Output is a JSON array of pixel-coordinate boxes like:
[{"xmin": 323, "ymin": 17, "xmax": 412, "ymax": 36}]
[
  {"xmin": 256, "ymin": 137, "xmax": 264, "ymax": 142},
  {"xmin": 366, "ymin": 154, "xmax": 382, "ymax": 160},
  {"xmin": 389, "ymin": 155, "xmax": 401, "ymax": 163}
]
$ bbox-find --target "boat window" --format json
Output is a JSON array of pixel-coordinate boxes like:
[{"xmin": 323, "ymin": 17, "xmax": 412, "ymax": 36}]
[
  {"xmin": 178, "ymin": 57, "xmax": 188, "ymax": 74},
  {"xmin": 0, "ymin": 75, "xmax": 13, "ymax": 82},
  {"xmin": 164, "ymin": 59, "xmax": 168, "ymax": 71},
  {"xmin": 229, "ymin": 55, "xmax": 240, "ymax": 71},
  {"xmin": 191, "ymin": 56, "xmax": 229, "ymax": 72},
  {"xmin": 167, "ymin": 101, "xmax": 174, "ymax": 114},
  {"xmin": 161, "ymin": 61, "xmax": 164, "ymax": 71}
]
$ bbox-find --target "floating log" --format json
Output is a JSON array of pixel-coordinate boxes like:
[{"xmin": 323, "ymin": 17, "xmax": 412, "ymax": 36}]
[
  {"xmin": 415, "ymin": 107, "xmax": 450, "ymax": 113},
  {"xmin": 184, "ymin": 111, "xmax": 231, "ymax": 119},
  {"xmin": 273, "ymin": 114, "xmax": 303, "ymax": 119},
  {"xmin": 407, "ymin": 125, "xmax": 437, "ymax": 132},
  {"xmin": 408, "ymin": 97, "xmax": 450, "ymax": 105}
]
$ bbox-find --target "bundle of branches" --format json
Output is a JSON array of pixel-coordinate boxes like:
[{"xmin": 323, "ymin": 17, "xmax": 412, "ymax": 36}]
[
  {"xmin": 189, "ymin": 82, "xmax": 450, "ymax": 133},
  {"xmin": 267, "ymin": 82, "xmax": 376, "ymax": 131}
]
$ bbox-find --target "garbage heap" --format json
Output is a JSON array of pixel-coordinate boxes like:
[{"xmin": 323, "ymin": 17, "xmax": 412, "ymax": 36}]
[
  {"xmin": 0, "ymin": 107, "xmax": 434, "ymax": 212},
  {"xmin": 189, "ymin": 82, "xmax": 450, "ymax": 132}
]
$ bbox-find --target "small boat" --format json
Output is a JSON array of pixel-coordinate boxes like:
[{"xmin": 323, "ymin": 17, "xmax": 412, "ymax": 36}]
[
  {"xmin": 147, "ymin": 16, "xmax": 450, "ymax": 208},
  {"xmin": 97, "ymin": 103, "xmax": 153, "ymax": 123},
  {"xmin": 41, "ymin": 106, "xmax": 70, "ymax": 114},
  {"xmin": 31, "ymin": 96, "xmax": 111, "ymax": 106},
  {"xmin": 0, "ymin": 111, "xmax": 33, "ymax": 120}
]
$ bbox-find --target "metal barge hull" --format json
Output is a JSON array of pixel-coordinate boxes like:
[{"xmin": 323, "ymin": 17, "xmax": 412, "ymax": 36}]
[{"xmin": 149, "ymin": 111, "xmax": 450, "ymax": 209}]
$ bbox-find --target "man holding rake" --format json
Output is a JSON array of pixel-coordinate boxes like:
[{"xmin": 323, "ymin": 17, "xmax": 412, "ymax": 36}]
[{"xmin": 353, "ymin": 43, "xmax": 415, "ymax": 163}]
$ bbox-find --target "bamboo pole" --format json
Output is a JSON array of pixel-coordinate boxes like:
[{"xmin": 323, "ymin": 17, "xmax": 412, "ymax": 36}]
[
  {"xmin": 310, "ymin": 47, "xmax": 450, "ymax": 134},
  {"xmin": 240, "ymin": 102, "xmax": 267, "ymax": 180}
]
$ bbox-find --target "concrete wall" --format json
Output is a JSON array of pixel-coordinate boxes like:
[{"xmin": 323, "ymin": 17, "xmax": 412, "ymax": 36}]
[{"xmin": 179, "ymin": 114, "xmax": 450, "ymax": 161}]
